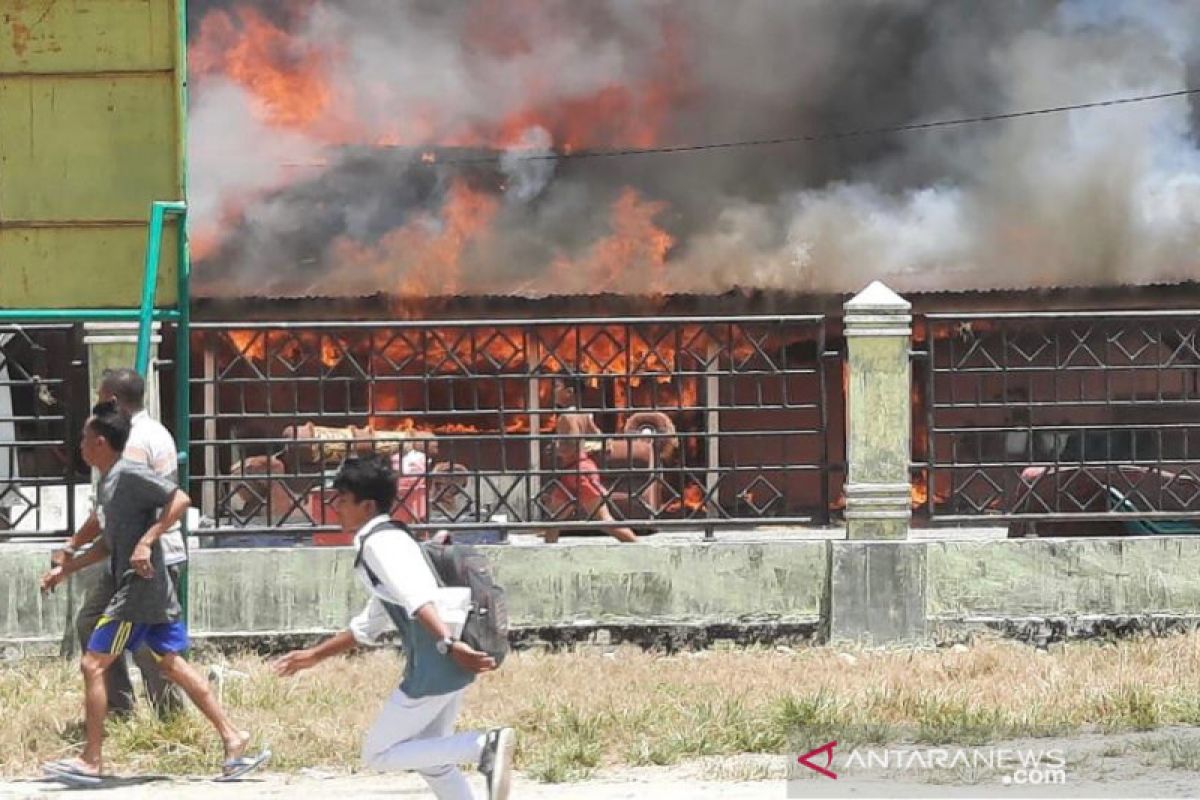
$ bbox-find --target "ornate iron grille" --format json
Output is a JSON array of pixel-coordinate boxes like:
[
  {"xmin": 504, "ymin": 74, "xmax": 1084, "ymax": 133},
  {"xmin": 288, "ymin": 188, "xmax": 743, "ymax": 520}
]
[
  {"xmin": 191, "ymin": 316, "xmax": 837, "ymax": 538},
  {"xmin": 915, "ymin": 311, "xmax": 1200, "ymax": 526},
  {"xmin": 0, "ymin": 324, "xmax": 88, "ymax": 539}
]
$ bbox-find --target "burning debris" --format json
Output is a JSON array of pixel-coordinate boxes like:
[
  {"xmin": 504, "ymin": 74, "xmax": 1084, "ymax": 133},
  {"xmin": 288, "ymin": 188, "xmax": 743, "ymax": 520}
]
[{"xmin": 202, "ymin": 318, "xmax": 830, "ymax": 529}]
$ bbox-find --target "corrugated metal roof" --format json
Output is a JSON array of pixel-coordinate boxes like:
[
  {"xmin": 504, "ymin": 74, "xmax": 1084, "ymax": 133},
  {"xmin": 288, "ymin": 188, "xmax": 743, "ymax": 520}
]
[{"xmin": 194, "ymin": 277, "xmax": 1200, "ymax": 302}]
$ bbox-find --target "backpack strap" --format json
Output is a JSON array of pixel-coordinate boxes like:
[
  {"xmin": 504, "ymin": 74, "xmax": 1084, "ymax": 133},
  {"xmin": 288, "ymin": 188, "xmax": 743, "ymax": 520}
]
[
  {"xmin": 418, "ymin": 543, "xmax": 447, "ymax": 589},
  {"xmin": 353, "ymin": 519, "xmax": 447, "ymax": 593},
  {"xmin": 353, "ymin": 519, "xmax": 408, "ymax": 588}
]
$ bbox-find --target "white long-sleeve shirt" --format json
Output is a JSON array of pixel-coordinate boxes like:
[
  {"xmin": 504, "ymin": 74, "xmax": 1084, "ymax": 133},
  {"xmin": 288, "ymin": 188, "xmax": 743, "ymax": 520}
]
[{"xmin": 348, "ymin": 514, "xmax": 439, "ymax": 645}]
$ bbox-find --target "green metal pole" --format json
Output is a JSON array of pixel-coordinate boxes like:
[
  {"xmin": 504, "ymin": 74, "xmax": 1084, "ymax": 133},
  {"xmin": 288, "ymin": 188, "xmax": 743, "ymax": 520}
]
[
  {"xmin": 132, "ymin": 199, "xmax": 189, "ymax": 613},
  {"xmin": 135, "ymin": 201, "xmax": 186, "ymax": 376},
  {"xmin": 135, "ymin": 203, "xmax": 167, "ymax": 376},
  {"xmin": 173, "ymin": 206, "xmax": 191, "ymax": 623}
]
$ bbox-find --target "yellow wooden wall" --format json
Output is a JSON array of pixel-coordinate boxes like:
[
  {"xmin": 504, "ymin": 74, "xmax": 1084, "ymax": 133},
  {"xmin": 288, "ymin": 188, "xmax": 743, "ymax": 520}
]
[{"xmin": 0, "ymin": 0, "xmax": 185, "ymax": 308}]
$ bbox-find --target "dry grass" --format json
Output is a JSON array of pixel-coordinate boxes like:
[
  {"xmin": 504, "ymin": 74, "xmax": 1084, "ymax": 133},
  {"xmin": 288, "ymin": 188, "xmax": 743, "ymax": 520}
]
[{"xmin": 8, "ymin": 634, "xmax": 1200, "ymax": 781}]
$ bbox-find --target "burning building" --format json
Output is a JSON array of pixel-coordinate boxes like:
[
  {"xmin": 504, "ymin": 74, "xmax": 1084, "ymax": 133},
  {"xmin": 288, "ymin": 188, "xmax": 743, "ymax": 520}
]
[{"xmin": 181, "ymin": 1, "xmax": 1200, "ymax": 537}]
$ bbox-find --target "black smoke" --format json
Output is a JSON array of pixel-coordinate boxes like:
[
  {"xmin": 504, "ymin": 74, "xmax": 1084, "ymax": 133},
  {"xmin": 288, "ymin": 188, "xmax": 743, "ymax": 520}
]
[{"xmin": 188, "ymin": 0, "xmax": 1200, "ymax": 297}]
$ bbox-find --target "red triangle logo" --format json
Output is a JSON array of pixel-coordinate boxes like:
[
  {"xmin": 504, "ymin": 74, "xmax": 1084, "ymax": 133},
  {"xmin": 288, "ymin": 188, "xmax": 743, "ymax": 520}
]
[{"xmin": 797, "ymin": 740, "xmax": 837, "ymax": 779}]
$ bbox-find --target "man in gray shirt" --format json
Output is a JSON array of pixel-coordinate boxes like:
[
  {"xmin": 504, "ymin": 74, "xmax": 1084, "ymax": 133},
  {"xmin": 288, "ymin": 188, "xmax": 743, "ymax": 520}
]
[
  {"xmin": 40, "ymin": 401, "xmax": 267, "ymax": 785},
  {"xmin": 54, "ymin": 368, "xmax": 184, "ymax": 715},
  {"xmin": 92, "ymin": 456, "xmax": 182, "ymax": 623}
]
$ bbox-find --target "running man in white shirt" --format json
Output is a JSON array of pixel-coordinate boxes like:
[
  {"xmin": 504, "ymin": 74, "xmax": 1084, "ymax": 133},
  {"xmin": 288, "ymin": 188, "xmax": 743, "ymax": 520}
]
[
  {"xmin": 53, "ymin": 368, "xmax": 187, "ymax": 716},
  {"xmin": 273, "ymin": 455, "xmax": 515, "ymax": 800}
]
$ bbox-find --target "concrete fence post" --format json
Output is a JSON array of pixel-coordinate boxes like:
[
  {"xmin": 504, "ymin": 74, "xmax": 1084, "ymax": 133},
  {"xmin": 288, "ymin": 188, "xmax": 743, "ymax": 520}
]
[
  {"xmin": 826, "ymin": 283, "xmax": 925, "ymax": 645},
  {"xmin": 842, "ymin": 281, "xmax": 912, "ymax": 541}
]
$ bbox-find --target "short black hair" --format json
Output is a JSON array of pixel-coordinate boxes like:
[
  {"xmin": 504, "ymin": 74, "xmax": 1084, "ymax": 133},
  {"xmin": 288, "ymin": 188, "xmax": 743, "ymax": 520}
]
[
  {"xmin": 331, "ymin": 454, "xmax": 396, "ymax": 512},
  {"xmin": 100, "ymin": 368, "xmax": 145, "ymax": 409},
  {"xmin": 87, "ymin": 400, "xmax": 131, "ymax": 453}
]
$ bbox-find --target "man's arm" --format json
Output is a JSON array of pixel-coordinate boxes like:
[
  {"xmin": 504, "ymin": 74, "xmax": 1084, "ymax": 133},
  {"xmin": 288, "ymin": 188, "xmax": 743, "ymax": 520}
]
[
  {"xmin": 362, "ymin": 534, "xmax": 496, "ymax": 674},
  {"xmin": 51, "ymin": 512, "xmax": 102, "ymax": 568},
  {"xmin": 274, "ymin": 594, "xmax": 389, "ymax": 677},
  {"xmin": 273, "ymin": 630, "xmax": 358, "ymax": 677},
  {"xmin": 41, "ymin": 538, "xmax": 109, "ymax": 593},
  {"xmin": 130, "ymin": 489, "xmax": 190, "ymax": 578},
  {"xmin": 140, "ymin": 489, "xmax": 190, "ymax": 547},
  {"xmin": 412, "ymin": 603, "xmax": 496, "ymax": 674}
]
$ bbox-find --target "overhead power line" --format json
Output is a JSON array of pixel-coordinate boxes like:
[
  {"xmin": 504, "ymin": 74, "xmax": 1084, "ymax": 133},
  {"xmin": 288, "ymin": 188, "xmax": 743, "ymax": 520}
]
[{"xmin": 414, "ymin": 87, "xmax": 1200, "ymax": 165}]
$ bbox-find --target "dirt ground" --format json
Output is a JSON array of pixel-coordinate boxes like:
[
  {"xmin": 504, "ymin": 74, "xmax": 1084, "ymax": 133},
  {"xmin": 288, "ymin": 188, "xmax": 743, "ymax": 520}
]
[
  {"xmin": 6, "ymin": 727, "xmax": 1200, "ymax": 799},
  {"xmin": 5, "ymin": 770, "xmax": 768, "ymax": 800}
]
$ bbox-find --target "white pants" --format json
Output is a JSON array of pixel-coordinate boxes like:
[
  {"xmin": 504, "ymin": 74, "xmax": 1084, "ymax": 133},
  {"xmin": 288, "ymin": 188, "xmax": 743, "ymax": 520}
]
[{"xmin": 362, "ymin": 687, "xmax": 486, "ymax": 800}]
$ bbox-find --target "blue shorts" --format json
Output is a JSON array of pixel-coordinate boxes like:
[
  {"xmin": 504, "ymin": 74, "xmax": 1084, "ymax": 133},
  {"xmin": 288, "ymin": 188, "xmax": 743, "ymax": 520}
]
[{"xmin": 87, "ymin": 616, "xmax": 189, "ymax": 658}]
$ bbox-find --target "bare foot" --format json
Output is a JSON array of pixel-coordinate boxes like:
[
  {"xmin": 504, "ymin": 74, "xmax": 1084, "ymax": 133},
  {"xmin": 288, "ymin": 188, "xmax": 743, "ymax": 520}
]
[
  {"xmin": 218, "ymin": 731, "xmax": 272, "ymax": 781},
  {"xmin": 609, "ymin": 527, "xmax": 639, "ymax": 543},
  {"xmin": 540, "ymin": 530, "xmax": 560, "ymax": 544},
  {"xmin": 224, "ymin": 730, "xmax": 252, "ymax": 763}
]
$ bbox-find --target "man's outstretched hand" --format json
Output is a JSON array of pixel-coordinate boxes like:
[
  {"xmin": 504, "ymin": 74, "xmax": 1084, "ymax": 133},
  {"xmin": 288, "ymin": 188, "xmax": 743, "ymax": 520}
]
[
  {"xmin": 271, "ymin": 649, "xmax": 318, "ymax": 678},
  {"xmin": 449, "ymin": 641, "xmax": 497, "ymax": 674}
]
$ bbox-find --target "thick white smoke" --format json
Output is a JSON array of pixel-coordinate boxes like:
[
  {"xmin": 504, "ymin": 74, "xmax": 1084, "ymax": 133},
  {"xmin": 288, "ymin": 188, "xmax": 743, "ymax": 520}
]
[{"xmin": 500, "ymin": 127, "xmax": 556, "ymax": 203}]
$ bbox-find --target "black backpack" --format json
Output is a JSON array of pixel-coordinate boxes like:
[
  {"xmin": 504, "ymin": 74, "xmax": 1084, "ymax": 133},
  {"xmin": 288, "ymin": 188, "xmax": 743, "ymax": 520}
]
[{"xmin": 355, "ymin": 522, "xmax": 510, "ymax": 666}]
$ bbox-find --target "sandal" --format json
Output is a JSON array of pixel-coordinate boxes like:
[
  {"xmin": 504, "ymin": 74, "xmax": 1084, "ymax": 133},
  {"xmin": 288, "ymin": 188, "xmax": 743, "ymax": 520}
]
[
  {"xmin": 215, "ymin": 748, "xmax": 272, "ymax": 782},
  {"xmin": 43, "ymin": 759, "xmax": 103, "ymax": 787}
]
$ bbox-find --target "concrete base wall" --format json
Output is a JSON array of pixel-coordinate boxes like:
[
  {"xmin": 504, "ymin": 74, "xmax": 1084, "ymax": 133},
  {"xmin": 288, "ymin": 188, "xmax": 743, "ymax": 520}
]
[
  {"xmin": 1, "ymin": 540, "xmax": 829, "ymax": 653},
  {"xmin": 4, "ymin": 536, "xmax": 1200, "ymax": 653},
  {"xmin": 826, "ymin": 541, "xmax": 927, "ymax": 644},
  {"xmin": 927, "ymin": 537, "xmax": 1200, "ymax": 617},
  {"xmin": 1, "ymin": 547, "xmax": 74, "ymax": 655}
]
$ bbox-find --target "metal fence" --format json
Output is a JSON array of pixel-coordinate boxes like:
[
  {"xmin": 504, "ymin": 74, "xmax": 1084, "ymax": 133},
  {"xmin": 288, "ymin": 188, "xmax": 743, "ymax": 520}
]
[
  {"xmin": 914, "ymin": 311, "xmax": 1200, "ymax": 529},
  {"xmin": 191, "ymin": 316, "xmax": 838, "ymax": 538},
  {"xmin": 0, "ymin": 324, "xmax": 89, "ymax": 539}
]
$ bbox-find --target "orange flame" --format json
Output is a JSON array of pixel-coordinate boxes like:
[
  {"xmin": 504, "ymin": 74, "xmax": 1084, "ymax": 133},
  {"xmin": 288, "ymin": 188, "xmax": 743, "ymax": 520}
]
[
  {"xmin": 192, "ymin": 2, "xmax": 688, "ymax": 153},
  {"xmin": 329, "ymin": 178, "xmax": 500, "ymax": 297},
  {"xmin": 191, "ymin": 5, "xmax": 348, "ymax": 136},
  {"xmin": 664, "ymin": 483, "xmax": 706, "ymax": 513},
  {"xmin": 551, "ymin": 188, "xmax": 675, "ymax": 294},
  {"xmin": 227, "ymin": 329, "xmax": 267, "ymax": 361},
  {"xmin": 191, "ymin": 2, "xmax": 694, "ymax": 291},
  {"xmin": 222, "ymin": 324, "xmax": 805, "ymax": 441}
]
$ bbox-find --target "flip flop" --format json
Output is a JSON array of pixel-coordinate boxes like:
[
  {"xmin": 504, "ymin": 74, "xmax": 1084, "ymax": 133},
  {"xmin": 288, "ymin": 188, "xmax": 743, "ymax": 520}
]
[
  {"xmin": 42, "ymin": 760, "xmax": 103, "ymax": 787},
  {"xmin": 214, "ymin": 748, "xmax": 271, "ymax": 782}
]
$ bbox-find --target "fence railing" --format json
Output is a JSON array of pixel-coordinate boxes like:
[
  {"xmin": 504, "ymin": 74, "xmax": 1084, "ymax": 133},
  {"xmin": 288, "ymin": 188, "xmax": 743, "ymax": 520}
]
[
  {"xmin": 10, "ymin": 305, "xmax": 1200, "ymax": 541},
  {"xmin": 190, "ymin": 316, "xmax": 839, "ymax": 538},
  {"xmin": 913, "ymin": 311, "xmax": 1200, "ymax": 528},
  {"xmin": 0, "ymin": 324, "xmax": 89, "ymax": 539}
]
